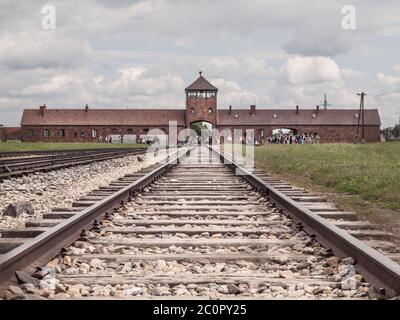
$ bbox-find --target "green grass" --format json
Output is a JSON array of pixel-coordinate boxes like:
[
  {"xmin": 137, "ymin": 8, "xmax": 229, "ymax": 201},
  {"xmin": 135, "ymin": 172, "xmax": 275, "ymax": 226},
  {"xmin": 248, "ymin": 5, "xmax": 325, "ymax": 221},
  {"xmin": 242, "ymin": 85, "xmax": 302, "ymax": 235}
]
[
  {"xmin": 255, "ymin": 142, "xmax": 400, "ymax": 211},
  {"xmin": 0, "ymin": 142, "xmax": 146, "ymax": 152}
]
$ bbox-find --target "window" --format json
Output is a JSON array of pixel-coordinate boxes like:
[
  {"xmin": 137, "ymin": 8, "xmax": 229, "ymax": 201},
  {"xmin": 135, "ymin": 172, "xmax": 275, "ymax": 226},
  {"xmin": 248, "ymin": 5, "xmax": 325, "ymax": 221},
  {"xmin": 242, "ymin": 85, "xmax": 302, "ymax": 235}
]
[
  {"xmin": 127, "ymin": 129, "xmax": 133, "ymax": 134},
  {"xmin": 91, "ymin": 129, "xmax": 98, "ymax": 138},
  {"xmin": 43, "ymin": 129, "xmax": 49, "ymax": 138},
  {"xmin": 74, "ymin": 132, "xmax": 78, "ymax": 138},
  {"xmin": 208, "ymin": 108, "xmax": 212, "ymax": 114},
  {"xmin": 191, "ymin": 107, "xmax": 195, "ymax": 114},
  {"xmin": 111, "ymin": 128, "xmax": 117, "ymax": 134},
  {"xmin": 80, "ymin": 132, "xmax": 85, "ymax": 137},
  {"xmin": 143, "ymin": 128, "xmax": 149, "ymax": 134},
  {"xmin": 28, "ymin": 129, "xmax": 33, "ymax": 137},
  {"xmin": 354, "ymin": 113, "xmax": 359, "ymax": 118},
  {"xmin": 273, "ymin": 114, "xmax": 277, "ymax": 119},
  {"xmin": 259, "ymin": 129, "xmax": 264, "ymax": 137},
  {"xmin": 58, "ymin": 129, "xmax": 65, "ymax": 138}
]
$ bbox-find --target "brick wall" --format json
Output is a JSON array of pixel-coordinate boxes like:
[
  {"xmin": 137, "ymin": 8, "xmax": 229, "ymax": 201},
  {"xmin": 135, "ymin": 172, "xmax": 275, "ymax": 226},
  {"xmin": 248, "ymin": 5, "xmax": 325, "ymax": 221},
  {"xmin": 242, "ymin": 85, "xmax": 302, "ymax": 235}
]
[
  {"xmin": 215, "ymin": 125, "xmax": 380, "ymax": 143},
  {"xmin": 21, "ymin": 124, "xmax": 380, "ymax": 143},
  {"xmin": 186, "ymin": 96, "xmax": 218, "ymax": 127},
  {"xmin": 21, "ymin": 125, "xmax": 184, "ymax": 143}
]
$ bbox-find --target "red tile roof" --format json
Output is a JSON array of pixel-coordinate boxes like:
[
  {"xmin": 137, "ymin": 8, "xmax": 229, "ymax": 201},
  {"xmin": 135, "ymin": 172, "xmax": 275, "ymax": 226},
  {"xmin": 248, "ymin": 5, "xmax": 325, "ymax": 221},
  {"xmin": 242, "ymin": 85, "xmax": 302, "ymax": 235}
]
[
  {"xmin": 21, "ymin": 109, "xmax": 186, "ymax": 126},
  {"xmin": 185, "ymin": 74, "xmax": 218, "ymax": 91},
  {"xmin": 217, "ymin": 109, "xmax": 381, "ymax": 126},
  {"xmin": 21, "ymin": 107, "xmax": 381, "ymax": 127}
]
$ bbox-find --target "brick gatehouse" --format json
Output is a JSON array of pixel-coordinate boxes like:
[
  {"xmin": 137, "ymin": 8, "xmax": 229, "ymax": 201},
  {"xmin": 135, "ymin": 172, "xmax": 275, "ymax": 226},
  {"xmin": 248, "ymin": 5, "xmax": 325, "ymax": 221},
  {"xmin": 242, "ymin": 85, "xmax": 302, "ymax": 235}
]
[{"xmin": 20, "ymin": 72, "xmax": 381, "ymax": 143}]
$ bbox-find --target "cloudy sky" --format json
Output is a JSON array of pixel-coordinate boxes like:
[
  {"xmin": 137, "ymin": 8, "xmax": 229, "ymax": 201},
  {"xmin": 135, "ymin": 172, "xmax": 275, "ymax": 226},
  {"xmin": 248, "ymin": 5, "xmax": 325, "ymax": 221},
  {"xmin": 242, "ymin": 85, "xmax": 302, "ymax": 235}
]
[{"xmin": 0, "ymin": 0, "xmax": 399, "ymax": 126}]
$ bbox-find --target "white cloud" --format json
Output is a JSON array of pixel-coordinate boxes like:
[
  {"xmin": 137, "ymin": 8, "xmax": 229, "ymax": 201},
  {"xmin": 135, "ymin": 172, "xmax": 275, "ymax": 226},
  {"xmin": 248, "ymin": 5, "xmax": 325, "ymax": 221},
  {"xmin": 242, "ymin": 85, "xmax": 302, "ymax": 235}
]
[
  {"xmin": 392, "ymin": 64, "xmax": 400, "ymax": 72},
  {"xmin": 0, "ymin": 31, "xmax": 91, "ymax": 70},
  {"xmin": 377, "ymin": 73, "xmax": 400, "ymax": 89},
  {"xmin": 279, "ymin": 56, "xmax": 341, "ymax": 85},
  {"xmin": 211, "ymin": 78, "xmax": 258, "ymax": 107},
  {"xmin": 0, "ymin": 0, "xmax": 399, "ymax": 127}
]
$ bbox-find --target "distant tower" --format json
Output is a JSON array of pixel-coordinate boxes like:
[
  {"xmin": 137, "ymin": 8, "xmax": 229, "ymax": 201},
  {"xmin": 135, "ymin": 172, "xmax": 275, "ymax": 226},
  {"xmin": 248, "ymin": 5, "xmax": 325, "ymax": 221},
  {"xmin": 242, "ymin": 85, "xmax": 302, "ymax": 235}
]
[
  {"xmin": 185, "ymin": 71, "xmax": 218, "ymax": 128},
  {"xmin": 323, "ymin": 94, "xmax": 331, "ymax": 110}
]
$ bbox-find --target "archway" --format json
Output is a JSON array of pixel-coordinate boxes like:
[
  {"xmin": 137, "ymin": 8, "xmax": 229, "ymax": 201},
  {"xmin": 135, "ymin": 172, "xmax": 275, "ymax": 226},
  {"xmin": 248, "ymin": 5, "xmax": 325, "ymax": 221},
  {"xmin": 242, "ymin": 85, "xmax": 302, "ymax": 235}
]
[{"xmin": 190, "ymin": 121, "xmax": 213, "ymax": 145}]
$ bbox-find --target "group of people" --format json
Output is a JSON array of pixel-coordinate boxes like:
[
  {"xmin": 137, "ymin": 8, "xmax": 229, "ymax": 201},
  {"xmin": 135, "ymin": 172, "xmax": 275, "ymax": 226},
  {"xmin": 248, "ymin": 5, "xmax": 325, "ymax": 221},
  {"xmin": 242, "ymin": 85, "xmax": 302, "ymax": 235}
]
[
  {"xmin": 97, "ymin": 135, "xmax": 154, "ymax": 144},
  {"xmin": 265, "ymin": 132, "xmax": 320, "ymax": 144}
]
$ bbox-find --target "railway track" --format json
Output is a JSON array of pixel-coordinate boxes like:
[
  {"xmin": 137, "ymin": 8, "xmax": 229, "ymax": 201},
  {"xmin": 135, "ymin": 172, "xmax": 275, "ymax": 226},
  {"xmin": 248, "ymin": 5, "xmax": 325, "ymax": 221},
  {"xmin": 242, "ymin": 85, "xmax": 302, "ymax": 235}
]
[
  {"xmin": 0, "ymin": 147, "xmax": 142, "ymax": 159},
  {"xmin": 0, "ymin": 148, "xmax": 148, "ymax": 181},
  {"xmin": 0, "ymin": 146, "xmax": 399, "ymax": 299}
]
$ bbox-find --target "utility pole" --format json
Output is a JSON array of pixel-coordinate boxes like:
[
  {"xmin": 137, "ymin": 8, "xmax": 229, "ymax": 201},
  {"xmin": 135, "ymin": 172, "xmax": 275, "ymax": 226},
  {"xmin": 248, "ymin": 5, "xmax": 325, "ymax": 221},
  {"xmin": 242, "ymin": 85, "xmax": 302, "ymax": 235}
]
[
  {"xmin": 355, "ymin": 92, "xmax": 366, "ymax": 143},
  {"xmin": 321, "ymin": 94, "xmax": 331, "ymax": 110}
]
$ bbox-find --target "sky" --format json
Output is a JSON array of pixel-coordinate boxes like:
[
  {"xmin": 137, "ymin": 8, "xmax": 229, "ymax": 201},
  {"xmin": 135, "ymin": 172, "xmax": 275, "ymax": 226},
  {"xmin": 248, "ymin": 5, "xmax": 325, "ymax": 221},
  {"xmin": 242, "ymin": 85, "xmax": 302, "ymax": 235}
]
[{"xmin": 0, "ymin": 0, "xmax": 399, "ymax": 127}]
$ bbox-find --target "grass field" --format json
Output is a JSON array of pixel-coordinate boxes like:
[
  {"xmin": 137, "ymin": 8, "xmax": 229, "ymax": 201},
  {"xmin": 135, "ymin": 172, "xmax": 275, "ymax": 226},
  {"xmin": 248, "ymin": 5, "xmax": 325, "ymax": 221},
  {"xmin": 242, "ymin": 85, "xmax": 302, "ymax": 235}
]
[
  {"xmin": 255, "ymin": 142, "xmax": 400, "ymax": 210},
  {"xmin": 255, "ymin": 143, "xmax": 400, "ymax": 228},
  {"xmin": 0, "ymin": 142, "xmax": 146, "ymax": 152}
]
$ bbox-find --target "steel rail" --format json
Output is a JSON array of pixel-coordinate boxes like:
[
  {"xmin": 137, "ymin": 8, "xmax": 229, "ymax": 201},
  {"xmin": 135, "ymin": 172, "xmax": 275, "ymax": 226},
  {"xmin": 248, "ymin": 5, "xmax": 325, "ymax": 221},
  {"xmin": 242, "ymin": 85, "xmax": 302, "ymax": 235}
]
[
  {"xmin": 0, "ymin": 148, "xmax": 147, "ymax": 172},
  {"xmin": 0, "ymin": 147, "xmax": 191, "ymax": 289},
  {"xmin": 0, "ymin": 147, "xmax": 146, "ymax": 158},
  {"xmin": 210, "ymin": 146, "xmax": 400, "ymax": 298},
  {"xmin": 0, "ymin": 149, "xmax": 149, "ymax": 181},
  {"xmin": 0, "ymin": 148, "xmax": 148, "ymax": 166}
]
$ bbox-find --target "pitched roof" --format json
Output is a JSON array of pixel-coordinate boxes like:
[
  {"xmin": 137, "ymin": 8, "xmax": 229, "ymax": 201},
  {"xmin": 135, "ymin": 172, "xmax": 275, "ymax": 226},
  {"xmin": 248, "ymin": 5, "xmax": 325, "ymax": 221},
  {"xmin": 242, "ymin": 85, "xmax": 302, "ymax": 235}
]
[
  {"xmin": 217, "ymin": 109, "xmax": 381, "ymax": 126},
  {"xmin": 21, "ymin": 109, "xmax": 186, "ymax": 126},
  {"xmin": 20, "ymin": 107, "xmax": 381, "ymax": 127},
  {"xmin": 185, "ymin": 73, "xmax": 218, "ymax": 91}
]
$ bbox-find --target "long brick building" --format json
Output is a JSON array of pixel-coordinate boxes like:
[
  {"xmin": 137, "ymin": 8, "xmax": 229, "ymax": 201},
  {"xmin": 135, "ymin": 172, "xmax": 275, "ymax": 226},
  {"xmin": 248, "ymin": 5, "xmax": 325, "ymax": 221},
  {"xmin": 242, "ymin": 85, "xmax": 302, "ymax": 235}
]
[{"xmin": 20, "ymin": 72, "xmax": 381, "ymax": 143}]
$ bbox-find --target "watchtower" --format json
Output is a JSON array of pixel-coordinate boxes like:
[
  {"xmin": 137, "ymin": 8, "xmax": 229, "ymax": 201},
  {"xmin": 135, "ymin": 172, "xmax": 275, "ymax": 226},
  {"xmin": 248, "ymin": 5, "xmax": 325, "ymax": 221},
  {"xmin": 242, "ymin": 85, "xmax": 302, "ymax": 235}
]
[{"xmin": 185, "ymin": 71, "xmax": 218, "ymax": 128}]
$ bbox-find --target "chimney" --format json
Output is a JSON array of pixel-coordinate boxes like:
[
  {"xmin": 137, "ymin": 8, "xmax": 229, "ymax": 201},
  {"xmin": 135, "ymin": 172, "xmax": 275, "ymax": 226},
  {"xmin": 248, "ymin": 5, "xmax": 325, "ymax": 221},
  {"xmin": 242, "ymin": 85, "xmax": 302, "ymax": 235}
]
[
  {"xmin": 85, "ymin": 104, "xmax": 89, "ymax": 112},
  {"xmin": 229, "ymin": 105, "xmax": 232, "ymax": 115},
  {"xmin": 296, "ymin": 105, "xmax": 299, "ymax": 114},
  {"xmin": 39, "ymin": 104, "xmax": 46, "ymax": 116},
  {"xmin": 316, "ymin": 105, "xmax": 320, "ymax": 114},
  {"xmin": 250, "ymin": 104, "xmax": 256, "ymax": 115}
]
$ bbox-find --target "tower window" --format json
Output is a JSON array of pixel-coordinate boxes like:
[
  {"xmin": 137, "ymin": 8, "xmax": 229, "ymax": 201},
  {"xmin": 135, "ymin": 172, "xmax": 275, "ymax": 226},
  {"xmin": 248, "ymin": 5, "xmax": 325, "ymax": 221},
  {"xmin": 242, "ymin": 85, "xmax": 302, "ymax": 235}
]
[
  {"xmin": 191, "ymin": 107, "xmax": 195, "ymax": 114},
  {"xmin": 208, "ymin": 108, "xmax": 212, "ymax": 114}
]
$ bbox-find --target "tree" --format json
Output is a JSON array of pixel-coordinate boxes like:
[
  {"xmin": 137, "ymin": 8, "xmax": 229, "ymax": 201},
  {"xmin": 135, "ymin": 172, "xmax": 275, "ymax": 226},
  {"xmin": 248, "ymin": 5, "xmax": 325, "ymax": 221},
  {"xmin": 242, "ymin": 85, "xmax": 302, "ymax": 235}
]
[
  {"xmin": 381, "ymin": 117, "xmax": 400, "ymax": 140},
  {"xmin": 191, "ymin": 122, "xmax": 210, "ymax": 136}
]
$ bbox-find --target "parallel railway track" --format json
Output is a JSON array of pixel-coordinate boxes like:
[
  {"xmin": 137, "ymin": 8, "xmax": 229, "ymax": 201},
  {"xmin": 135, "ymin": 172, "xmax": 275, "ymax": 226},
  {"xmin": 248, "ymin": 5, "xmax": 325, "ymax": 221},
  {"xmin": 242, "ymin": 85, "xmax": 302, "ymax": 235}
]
[
  {"xmin": 0, "ymin": 147, "xmax": 142, "ymax": 159},
  {"xmin": 0, "ymin": 148, "xmax": 148, "ymax": 181},
  {"xmin": 0, "ymin": 146, "xmax": 399, "ymax": 299}
]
